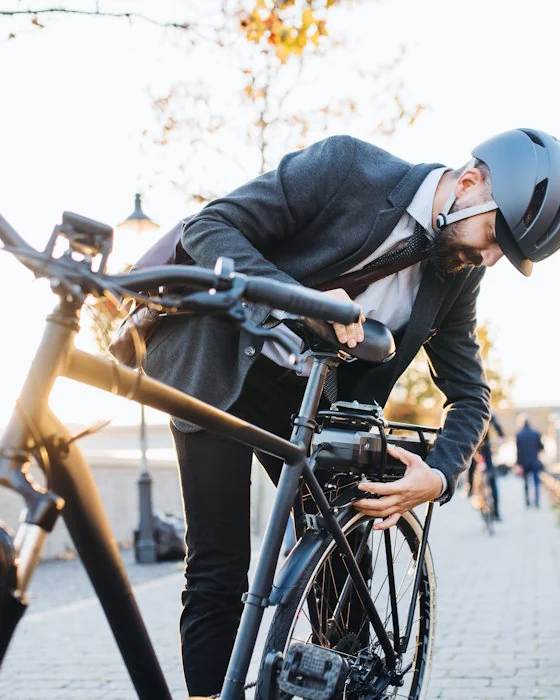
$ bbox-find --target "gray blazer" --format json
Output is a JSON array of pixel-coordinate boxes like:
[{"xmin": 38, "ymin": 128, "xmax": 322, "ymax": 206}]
[{"xmin": 145, "ymin": 135, "xmax": 491, "ymax": 501}]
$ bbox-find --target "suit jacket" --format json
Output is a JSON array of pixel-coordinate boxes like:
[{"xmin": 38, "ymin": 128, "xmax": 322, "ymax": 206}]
[
  {"xmin": 145, "ymin": 135, "xmax": 491, "ymax": 501},
  {"xmin": 516, "ymin": 424, "xmax": 544, "ymax": 471}
]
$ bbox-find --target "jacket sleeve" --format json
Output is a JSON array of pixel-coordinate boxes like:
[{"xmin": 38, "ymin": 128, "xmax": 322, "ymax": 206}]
[
  {"xmin": 180, "ymin": 135, "xmax": 357, "ymax": 286},
  {"xmin": 423, "ymin": 267, "xmax": 491, "ymax": 503}
]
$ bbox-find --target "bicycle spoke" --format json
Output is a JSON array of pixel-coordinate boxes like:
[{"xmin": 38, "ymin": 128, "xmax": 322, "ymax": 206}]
[
  {"xmin": 372, "ymin": 536, "xmax": 408, "ymax": 606},
  {"xmin": 268, "ymin": 513, "xmax": 435, "ymax": 700}
]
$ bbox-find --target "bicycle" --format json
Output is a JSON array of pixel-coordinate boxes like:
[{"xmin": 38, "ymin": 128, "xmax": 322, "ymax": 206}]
[
  {"xmin": 0, "ymin": 211, "xmax": 438, "ymax": 699},
  {"xmin": 470, "ymin": 454, "xmax": 495, "ymax": 535}
]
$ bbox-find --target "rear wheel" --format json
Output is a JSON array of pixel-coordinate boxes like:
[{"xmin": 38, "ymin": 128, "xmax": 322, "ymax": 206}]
[
  {"xmin": 256, "ymin": 510, "xmax": 436, "ymax": 699},
  {"xmin": 481, "ymin": 472, "xmax": 495, "ymax": 535}
]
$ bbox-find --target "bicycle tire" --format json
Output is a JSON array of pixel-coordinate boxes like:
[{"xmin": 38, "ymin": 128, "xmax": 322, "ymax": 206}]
[
  {"xmin": 256, "ymin": 510, "xmax": 436, "ymax": 699},
  {"xmin": 482, "ymin": 473, "xmax": 495, "ymax": 536}
]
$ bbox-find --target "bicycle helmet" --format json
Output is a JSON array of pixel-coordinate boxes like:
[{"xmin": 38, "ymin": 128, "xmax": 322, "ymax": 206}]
[{"xmin": 436, "ymin": 128, "xmax": 560, "ymax": 276}]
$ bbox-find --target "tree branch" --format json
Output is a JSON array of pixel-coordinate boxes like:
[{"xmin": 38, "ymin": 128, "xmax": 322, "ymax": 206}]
[{"xmin": 0, "ymin": 8, "xmax": 194, "ymax": 32}]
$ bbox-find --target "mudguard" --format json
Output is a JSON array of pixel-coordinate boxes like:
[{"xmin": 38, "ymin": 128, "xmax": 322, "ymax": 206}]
[
  {"xmin": 269, "ymin": 528, "xmax": 330, "ymax": 606},
  {"xmin": 269, "ymin": 508, "xmax": 357, "ymax": 607},
  {"xmin": 268, "ymin": 508, "xmax": 426, "ymax": 607}
]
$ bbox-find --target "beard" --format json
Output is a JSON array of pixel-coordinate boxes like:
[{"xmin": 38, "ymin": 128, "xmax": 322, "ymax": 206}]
[
  {"xmin": 428, "ymin": 194, "xmax": 486, "ymax": 275},
  {"xmin": 428, "ymin": 223, "xmax": 483, "ymax": 275}
]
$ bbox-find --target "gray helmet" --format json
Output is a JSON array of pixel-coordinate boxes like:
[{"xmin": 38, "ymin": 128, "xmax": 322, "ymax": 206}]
[{"xmin": 437, "ymin": 128, "xmax": 560, "ymax": 276}]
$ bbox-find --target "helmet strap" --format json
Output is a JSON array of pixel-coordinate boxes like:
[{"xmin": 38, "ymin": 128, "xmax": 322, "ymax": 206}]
[{"xmin": 435, "ymin": 158, "xmax": 498, "ymax": 232}]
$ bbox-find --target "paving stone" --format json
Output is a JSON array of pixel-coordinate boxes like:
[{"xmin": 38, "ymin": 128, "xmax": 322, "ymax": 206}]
[{"xmin": 1, "ymin": 476, "xmax": 558, "ymax": 698}]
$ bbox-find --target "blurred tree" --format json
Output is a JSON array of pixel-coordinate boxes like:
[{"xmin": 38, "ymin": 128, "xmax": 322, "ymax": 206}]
[
  {"xmin": 476, "ymin": 322, "xmax": 516, "ymax": 409},
  {"xmin": 3, "ymin": 2, "xmax": 423, "ymax": 202},
  {"xmin": 384, "ymin": 321, "xmax": 516, "ymax": 426},
  {"xmin": 146, "ymin": 0, "xmax": 424, "ymax": 200},
  {"xmin": 88, "ymin": 293, "xmax": 125, "ymax": 355}
]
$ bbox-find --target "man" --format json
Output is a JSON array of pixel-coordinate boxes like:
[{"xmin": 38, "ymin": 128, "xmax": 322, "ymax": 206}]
[
  {"xmin": 144, "ymin": 128, "xmax": 560, "ymax": 695},
  {"xmin": 516, "ymin": 415, "xmax": 545, "ymax": 508}
]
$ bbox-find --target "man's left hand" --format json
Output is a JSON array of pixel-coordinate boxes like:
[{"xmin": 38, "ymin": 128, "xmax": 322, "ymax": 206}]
[{"xmin": 353, "ymin": 443, "xmax": 443, "ymax": 530}]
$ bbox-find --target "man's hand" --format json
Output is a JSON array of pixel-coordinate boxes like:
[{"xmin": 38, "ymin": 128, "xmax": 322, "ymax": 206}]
[
  {"xmin": 354, "ymin": 444, "xmax": 443, "ymax": 530},
  {"xmin": 321, "ymin": 288, "xmax": 366, "ymax": 349}
]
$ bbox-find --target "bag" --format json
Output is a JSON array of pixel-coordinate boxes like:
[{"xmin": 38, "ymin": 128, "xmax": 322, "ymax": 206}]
[
  {"xmin": 134, "ymin": 511, "xmax": 186, "ymax": 562},
  {"xmin": 108, "ymin": 221, "xmax": 192, "ymax": 367}
]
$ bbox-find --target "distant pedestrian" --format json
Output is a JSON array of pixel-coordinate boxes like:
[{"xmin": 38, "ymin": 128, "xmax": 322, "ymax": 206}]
[
  {"xmin": 467, "ymin": 412, "xmax": 504, "ymax": 519},
  {"xmin": 515, "ymin": 416, "xmax": 544, "ymax": 508}
]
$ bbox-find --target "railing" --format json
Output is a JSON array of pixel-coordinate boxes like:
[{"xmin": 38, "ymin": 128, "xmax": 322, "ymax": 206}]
[{"xmin": 541, "ymin": 470, "xmax": 560, "ymax": 506}]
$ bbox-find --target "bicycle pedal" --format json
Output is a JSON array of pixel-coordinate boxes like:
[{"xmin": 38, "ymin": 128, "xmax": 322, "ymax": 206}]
[{"xmin": 278, "ymin": 642, "xmax": 348, "ymax": 700}]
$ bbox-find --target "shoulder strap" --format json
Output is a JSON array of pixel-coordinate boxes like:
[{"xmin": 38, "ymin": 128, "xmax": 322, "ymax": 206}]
[{"xmin": 313, "ymin": 249, "xmax": 429, "ymax": 300}]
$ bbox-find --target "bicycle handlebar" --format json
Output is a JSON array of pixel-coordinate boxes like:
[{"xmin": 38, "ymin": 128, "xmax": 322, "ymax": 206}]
[
  {"xmin": 111, "ymin": 266, "xmax": 360, "ymax": 325},
  {"xmin": 0, "ymin": 214, "xmax": 361, "ymax": 326},
  {"xmin": 244, "ymin": 277, "xmax": 359, "ymax": 324},
  {"xmin": 0, "ymin": 214, "xmax": 34, "ymax": 253}
]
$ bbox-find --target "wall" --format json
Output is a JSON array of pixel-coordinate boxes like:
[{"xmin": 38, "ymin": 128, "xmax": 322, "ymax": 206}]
[{"xmin": 0, "ymin": 423, "xmax": 276, "ymax": 560}]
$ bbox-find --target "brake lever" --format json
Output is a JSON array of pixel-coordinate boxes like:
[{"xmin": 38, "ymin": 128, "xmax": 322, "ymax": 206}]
[{"xmin": 175, "ymin": 275, "xmax": 247, "ymax": 312}]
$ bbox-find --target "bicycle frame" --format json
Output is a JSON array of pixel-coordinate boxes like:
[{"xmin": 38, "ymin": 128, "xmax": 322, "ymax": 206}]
[{"xmin": 0, "ymin": 294, "xmax": 434, "ymax": 700}]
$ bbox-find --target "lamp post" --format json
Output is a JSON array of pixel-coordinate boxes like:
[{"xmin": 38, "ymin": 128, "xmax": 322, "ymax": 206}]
[{"xmin": 117, "ymin": 193, "xmax": 160, "ymax": 563}]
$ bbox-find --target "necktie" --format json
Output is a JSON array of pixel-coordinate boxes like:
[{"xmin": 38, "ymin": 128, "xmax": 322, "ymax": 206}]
[
  {"xmin": 321, "ymin": 221, "xmax": 431, "ymax": 404},
  {"xmin": 315, "ymin": 221, "xmax": 432, "ymax": 300},
  {"xmin": 359, "ymin": 220, "xmax": 431, "ymax": 275}
]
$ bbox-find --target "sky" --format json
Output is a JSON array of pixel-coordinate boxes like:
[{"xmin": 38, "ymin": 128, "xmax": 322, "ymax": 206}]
[{"xmin": 0, "ymin": 0, "xmax": 559, "ymax": 427}]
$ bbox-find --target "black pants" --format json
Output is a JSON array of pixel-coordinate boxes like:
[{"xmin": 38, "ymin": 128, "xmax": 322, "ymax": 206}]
[{"xmin": 171, "ymin": 355, "xmax": 327, "ymax": 696}]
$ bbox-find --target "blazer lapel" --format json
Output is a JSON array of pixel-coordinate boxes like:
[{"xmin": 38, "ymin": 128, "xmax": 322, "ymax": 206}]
[{"xmin": 307, "ymin": 162, "xmax": 442, "ymax": 287}]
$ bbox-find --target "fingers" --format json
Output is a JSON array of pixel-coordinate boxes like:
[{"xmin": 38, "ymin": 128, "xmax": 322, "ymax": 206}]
[
  {"xmin": 354, "ymin": 494, "xmax": 400, "ymax": 517},
  {"xmin": 358, "ymin": 479, "xmax": 399, "ymax": 496},
  {"xmin": 332, "ymin": 320, "xmax": 364, "ymax": 348},
  {"xmin": 373, "ymin": 513, "xmax": 402, "ymax": 531},
  {"xmin": 386, "ymin": 443, "xmax": 420, "ymax": 467},
  {"xmin": 320, "ymin": 288, "xmax": 364, "ymax": 348}
]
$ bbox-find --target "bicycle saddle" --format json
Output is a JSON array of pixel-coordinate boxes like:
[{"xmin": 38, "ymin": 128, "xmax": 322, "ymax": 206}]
[{"xmin": 301, "ymin": 317, "xmax": 396, "ymax": 364}]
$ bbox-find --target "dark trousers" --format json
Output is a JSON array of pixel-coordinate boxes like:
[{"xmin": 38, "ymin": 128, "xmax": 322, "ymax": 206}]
[
  {"xmin": 523, "ymin": 468, "xmax": 541, "ymax": 507},
  {"xmin": 170, "ymin": 355, "xmax": 327, "ymax": 696}
]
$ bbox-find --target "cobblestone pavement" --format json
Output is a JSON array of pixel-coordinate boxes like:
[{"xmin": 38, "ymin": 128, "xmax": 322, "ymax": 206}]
[
  {"xmin": 1, "ymin": 475, "xmax": 558, "ymax": 699},
  {"xmin": 428, "ymin": 475, "xmax": 560, "ymax": 700}
]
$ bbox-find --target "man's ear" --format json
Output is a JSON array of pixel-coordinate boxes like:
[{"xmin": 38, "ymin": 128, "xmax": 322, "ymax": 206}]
[{"xmin": 454, "ymin": 167, "xmax": 485, "ymax": 199}]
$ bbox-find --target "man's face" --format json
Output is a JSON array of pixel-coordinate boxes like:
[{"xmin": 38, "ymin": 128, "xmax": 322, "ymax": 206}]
[{"xmin": 429, "ymin": 172, "xmax": 504, "ymax": 275}]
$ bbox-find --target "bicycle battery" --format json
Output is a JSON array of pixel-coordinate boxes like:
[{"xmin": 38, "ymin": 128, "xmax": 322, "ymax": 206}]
[{"xmin": 312, "ymin": 401, "xmax": 437, "ymax": 480}]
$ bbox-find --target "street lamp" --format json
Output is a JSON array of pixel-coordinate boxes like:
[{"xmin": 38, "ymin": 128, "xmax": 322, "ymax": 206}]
[
  {"xmin": 118, "ymin": 193, "xmax": 160, "ymax": 236},
  {"xmin": 117, "ymin": 193, "xmax": 160, "ymax": 564}
]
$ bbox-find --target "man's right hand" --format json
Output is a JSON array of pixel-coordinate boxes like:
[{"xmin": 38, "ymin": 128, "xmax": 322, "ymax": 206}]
[{"xmin": 321, "ymin": 288, "xmax": 366, "ymax": 348}]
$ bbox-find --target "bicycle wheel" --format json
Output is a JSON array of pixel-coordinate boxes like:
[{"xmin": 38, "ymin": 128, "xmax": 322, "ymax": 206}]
[
  {"xmin": 481, "ymin": 474, "xmax": 495, "ymax": 535},
  {"xmin": 257, "ymin": 510, "xmax": 436, "ymax": 699}
]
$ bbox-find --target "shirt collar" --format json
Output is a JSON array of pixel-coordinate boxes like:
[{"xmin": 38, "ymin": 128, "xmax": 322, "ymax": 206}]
[{"xmin": 406, "ymin": 167, "xmax": 448, "ymax": 241}]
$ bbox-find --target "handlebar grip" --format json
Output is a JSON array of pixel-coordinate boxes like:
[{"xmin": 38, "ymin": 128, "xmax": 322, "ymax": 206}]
[{"xmin": 244, "ymin": 278, "xmax": 361, "ymax": 325}]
